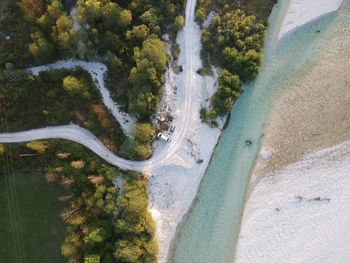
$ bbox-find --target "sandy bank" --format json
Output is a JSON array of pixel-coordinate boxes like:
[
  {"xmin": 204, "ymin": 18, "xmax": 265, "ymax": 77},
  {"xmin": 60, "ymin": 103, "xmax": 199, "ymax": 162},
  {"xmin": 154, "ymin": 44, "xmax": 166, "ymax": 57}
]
[
  {"xmin": 148, "ymin": 0, "xmax": 224, "ymax": 261},
  {"xmin": 278, "ymin": 0, "xmax": 344, "ymax": 40},
  {"xmin": 235, "ymin": 141, "xmax": 350, "ymax": 262},
  {"xmin": 256, "ymin": 9, "xmax": 350, "ymax": 175},
  {"xmin": 235, "ymin": 2, "xmax": 350, "ymax": 262}
]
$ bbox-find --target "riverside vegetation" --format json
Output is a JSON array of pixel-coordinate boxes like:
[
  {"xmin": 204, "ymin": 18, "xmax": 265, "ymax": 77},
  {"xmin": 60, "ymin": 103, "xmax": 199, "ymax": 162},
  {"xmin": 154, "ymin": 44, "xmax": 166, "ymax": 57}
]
[{"xmin": 197, "ymin": 0, "xmax": 274, "ymax": 120}]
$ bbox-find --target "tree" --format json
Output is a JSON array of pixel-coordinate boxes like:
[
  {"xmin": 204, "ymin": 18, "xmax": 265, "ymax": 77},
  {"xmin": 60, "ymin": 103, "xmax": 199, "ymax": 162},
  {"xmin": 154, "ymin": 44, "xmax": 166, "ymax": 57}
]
[
  {"xmin": 114, "ymin": 176, "xmax": 159, "ymax": 262},
  {"xmin": 63, "ymin": 76, "xmax": 89, "ymax": 97},
  {"xmin": 118, "ymin": 9, "xmax": 132, "ymax": 28},
  {"xmin": 114, "ymin": 239, "xmax": 143, "ymax": 262},
  {"xmin": 128, "ymin": 25, "xmax": 150, "ymax": 41},
  {"xmin": 208, "ymin": 70, "xmax": 242, "ymax": 118},
  {"xmin": 29, "ymin": 31, "xmax": 55, "ymax": 63},
  {"xmin": 18, "ymin": 0, "xmax": 44, "ymax": 22},
  {"xmin": 140, "ymin": 37, "xmax": 167, "ymax": 73},
  {"xmin": 26, "ymin": 140, "xmax": 49, "ymax": 154},
  {"xmin": 173, "ymin": 15, "xmax": 185, "ymax": 31},
  {"xmin": 129, "ymin": 91, "xmax": 159, "ymax": 119},
  {"xmin": 196, "ymin": 8, "xmax": 206, "ymax": 23},
  {"xmin": 0, "ymin": 144, "xmax": 4, "ymax": 156},
  {"xmin": 218, "ymin": 69, "xmax": 241, "ymax": 93},
  {"xmin": 134, "ymin": 123, "xmax": 155, "ymax": 144},
  {"xmin": 140, "ymin": 10, "xmax": 161, "ymax": 35},
  {"xmin": 54, "ymin": 15, "xmax": 76, "ymax": 51},
  {"xmin": 83, "ymin": 227, "xmax": 108, "ymax": 249}
]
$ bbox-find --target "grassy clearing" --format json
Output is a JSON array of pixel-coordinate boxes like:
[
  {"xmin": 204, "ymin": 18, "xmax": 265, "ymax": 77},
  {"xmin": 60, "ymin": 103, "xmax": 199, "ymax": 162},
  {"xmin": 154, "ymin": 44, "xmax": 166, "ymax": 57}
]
[{"xmin": 0, "ymin": 172, "xmax": 66, "ymax": 263}]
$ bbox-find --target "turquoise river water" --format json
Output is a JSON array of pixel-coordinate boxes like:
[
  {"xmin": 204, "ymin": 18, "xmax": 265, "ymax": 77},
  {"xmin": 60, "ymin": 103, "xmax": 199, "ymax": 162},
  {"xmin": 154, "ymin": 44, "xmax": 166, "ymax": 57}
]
[{"xmin": 171, "ymin": 0, "xmax": 348, "ymax": 262}]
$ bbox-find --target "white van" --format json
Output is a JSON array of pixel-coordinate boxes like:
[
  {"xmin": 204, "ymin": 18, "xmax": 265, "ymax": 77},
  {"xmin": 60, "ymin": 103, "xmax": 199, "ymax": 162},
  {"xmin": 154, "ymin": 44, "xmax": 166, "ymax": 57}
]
[{"xmin": 157, "ymin": 133, "xmax": 171, "ymax": 142}]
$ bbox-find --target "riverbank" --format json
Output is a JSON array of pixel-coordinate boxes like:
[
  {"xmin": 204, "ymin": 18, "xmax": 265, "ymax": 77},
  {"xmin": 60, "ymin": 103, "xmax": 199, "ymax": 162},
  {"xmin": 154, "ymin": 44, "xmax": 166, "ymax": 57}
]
[
  {"xmin": 147, "ymin": 0, "xmax": 225, "ymax": 261},
  {"xmin": 253, "ymin": 0, "xmax": 350, "ymax": 176},
  {"xmin": 236, "ymin": 141, "xmax": 350, "ymax": 262},
  {"xmin": 235, "ymin": 0, "xmax": 350, "ymax": 261},
  {"xmin": 278, "ymin": 0, "xmax": 344, "ymax": 39}
]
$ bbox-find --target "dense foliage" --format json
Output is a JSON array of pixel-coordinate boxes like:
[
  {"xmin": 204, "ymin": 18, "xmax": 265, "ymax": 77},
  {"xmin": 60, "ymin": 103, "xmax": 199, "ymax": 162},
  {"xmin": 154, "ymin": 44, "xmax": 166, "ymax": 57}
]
[
  {"xmin": 74, "ymin": 0, "xmax": 183, "ymax": 120},
  {"xmin": 195, "ymin": 0, "xmax": 276, "ymax": 24},
  {"xmin": 120, "ymin": 123, "xmax": 155, "ymax": 160},
  {"xmin": 114, "ymin": 173, "xmax": 158, "ymax": 263},
  {"xmin": 29, "ymin": 0, "xmax": 76, "ymax": 62},
  {"xmin": 37, "ymin": 143, "xmax": 158, "ymax": 263},
  {"xmin": 0, "ymin": 69, "xmax": 125, "ymax": 154},
  {"xmin": 200, "ymin": 4, "xmax": 266, "ymax": 118},
  {"xmin": 2, "ymin": 0, "xmax": 184, "ymax": 121}
]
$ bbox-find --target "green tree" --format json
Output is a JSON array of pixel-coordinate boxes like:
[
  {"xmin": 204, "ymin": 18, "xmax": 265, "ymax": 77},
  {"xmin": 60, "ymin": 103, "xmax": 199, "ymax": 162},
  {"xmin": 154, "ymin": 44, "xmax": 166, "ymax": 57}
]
[
  {"xmin": 63, "ymin": 75, "xmax": 90, "ymax": 97},
  {"xmin": 173, "ymin": 15, "xmax": 185, "ymax": 31},
  {"xmin": 54, "ymin": 15, "xmax": 76, "ymax": 52},
  {"xmin": 28, "ymin": 31, "xmax": 55, "ymax": 63},
  {"xmin": 134, "ymin": 123, "xmax": 155, "ymax": 144},
  {"xmin": 140, "ymin": 37, "xmax": 167, "ymax": 73},
  {"xmin": 209, "ymin": 70, "xmax": 242, "ymax": 117},
  {"xmin": 196, "ymin": 8, "xmax": 206, "ymax": 23},
  {"xmin": 128, "ymin": 24, "xmax": 150, "ymax": 41}
]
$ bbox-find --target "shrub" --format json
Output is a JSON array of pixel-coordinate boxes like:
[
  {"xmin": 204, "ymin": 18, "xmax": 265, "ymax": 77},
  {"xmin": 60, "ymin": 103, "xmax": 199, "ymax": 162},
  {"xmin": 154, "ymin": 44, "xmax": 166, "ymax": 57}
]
[
  {"xmin": 0, "ymin": 144, "xmax": 4, "ymax": 156},
  {"xmin": 173, "ymin": 15, "xmax": 185, "ymax": 31},
  {"xmin": 26, "ymin": 140, "xmax": 49, "ymax": 154},
  {"xmin": 63, "ymin": 75, "xmax": 90, "ymax": 97}
]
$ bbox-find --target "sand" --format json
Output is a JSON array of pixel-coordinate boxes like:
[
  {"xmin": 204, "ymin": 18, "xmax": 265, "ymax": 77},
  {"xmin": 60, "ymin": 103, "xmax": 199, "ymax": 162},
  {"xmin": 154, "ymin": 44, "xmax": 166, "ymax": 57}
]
[
  {"xmin": 278, "ymin": 0, "xmax": 344, "ymax": 39},
  {"xmin": 235, "ymin": 141, "xmax": 350, "ymax": 263},
  {"xmin": 255, "ymin": 13, "xmax": 350, "ymax": 176}
]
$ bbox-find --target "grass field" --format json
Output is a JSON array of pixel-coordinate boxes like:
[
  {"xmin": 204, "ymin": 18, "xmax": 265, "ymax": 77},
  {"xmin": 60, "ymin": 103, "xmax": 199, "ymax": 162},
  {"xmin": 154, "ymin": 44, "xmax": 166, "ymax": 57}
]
[{"xmin": 0, "ymin": 172, "xmax": 66, "ymax": 263}]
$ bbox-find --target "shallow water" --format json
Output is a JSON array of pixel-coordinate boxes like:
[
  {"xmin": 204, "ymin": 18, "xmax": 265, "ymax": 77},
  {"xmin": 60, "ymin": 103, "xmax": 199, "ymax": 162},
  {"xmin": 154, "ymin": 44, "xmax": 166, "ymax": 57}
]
[{"xmin": 171, "ymin": 0, "xmax": 346, "ymax": 262}]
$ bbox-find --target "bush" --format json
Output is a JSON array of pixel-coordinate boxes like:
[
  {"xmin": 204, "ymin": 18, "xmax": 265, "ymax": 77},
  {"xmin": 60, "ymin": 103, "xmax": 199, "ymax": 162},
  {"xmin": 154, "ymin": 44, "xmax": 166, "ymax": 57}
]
[
  {"xmin": 120, "ymin": 123, "xmax": 155, "ymax": 160},
  {"xmin": 63, "ymin": 75, "xmax": 90, "ymax": 97},
  {"xmin": 208, "ymin": 69, "xmax": 242, "ymax": 117},
  {"xmin": 173, "ymin": 15, "xmax": 185, "ymax": 31},
  {"xmin": 0, "ymin": 144, "xmax": 4, "ymax": 156},
  {"xmin": 26, "ymin": 140, "xmax": 49, "ymax": 154}
]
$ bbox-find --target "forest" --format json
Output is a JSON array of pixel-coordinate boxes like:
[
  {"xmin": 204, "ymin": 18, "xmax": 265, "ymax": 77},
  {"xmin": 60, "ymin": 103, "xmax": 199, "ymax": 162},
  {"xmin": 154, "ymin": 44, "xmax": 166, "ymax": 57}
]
[
  {"xmin": 196, "ymin": 0, "xmax": 273, "ymax": 119},
  {"xmin": 0, "ymin": 0, "xmax": 186, "ymax": 262}
]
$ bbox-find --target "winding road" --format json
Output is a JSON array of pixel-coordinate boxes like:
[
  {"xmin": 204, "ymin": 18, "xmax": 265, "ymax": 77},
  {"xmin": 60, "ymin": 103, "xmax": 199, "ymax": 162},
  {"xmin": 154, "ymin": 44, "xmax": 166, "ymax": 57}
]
[{"xmin": 0, "ymin": 0, "xmax": 198, "ymax": 172}]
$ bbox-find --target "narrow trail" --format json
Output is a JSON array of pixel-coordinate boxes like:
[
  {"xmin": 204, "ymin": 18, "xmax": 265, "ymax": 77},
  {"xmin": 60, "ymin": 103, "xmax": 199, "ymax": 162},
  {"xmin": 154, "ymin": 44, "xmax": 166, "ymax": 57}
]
[{"xmin": 0, "ymin": 0, "xmax": 198, "ymax": 172}]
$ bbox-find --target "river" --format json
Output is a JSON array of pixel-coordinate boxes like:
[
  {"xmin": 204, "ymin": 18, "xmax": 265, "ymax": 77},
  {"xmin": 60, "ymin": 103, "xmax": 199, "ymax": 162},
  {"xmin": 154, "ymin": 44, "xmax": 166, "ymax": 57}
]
[{"xmin": 171, "ymin": 0, "xmax": 342, "ymax": 262}]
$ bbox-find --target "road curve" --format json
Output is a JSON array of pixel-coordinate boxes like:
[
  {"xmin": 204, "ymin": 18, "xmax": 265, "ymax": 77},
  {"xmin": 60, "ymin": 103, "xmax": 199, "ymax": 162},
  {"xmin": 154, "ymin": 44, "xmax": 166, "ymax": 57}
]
[{"xmin": 0, "ymin": 0, "xmax": 198, "ymax": 172}]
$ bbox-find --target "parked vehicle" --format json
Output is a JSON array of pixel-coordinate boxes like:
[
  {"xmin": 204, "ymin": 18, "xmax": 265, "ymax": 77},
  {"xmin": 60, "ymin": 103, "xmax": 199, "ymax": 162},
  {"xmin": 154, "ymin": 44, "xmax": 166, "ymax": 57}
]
[
  {"xmin": 169, "ymin": 125, "xmax": 176, "ymax": 133},
  {"xmin": 157, "ymin": 133, "xmax": 170, "ymax": 142}
]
